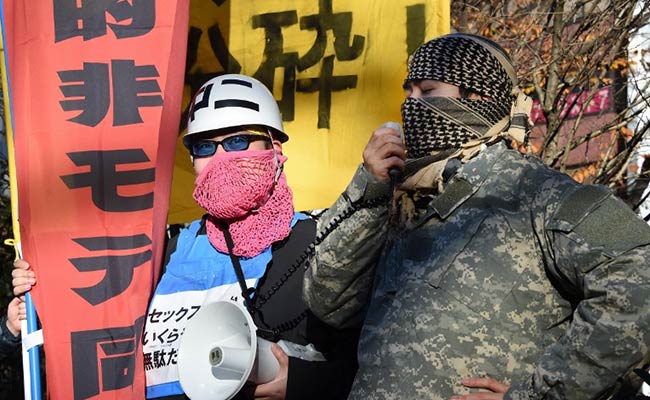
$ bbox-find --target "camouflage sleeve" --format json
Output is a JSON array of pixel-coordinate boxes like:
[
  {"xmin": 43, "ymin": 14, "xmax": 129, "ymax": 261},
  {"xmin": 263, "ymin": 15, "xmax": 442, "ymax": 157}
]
[
  {"xmin": 507, "ymin": 184, "xmax": 650, "ymax": 399},
  {"xmin": 303, "ymin": 164, "xmax": 391, "ymax": 328}
]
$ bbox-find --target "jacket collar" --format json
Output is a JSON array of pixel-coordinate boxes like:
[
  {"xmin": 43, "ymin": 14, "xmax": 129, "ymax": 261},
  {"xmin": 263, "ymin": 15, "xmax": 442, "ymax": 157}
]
[{"xmin": 425, "ymin": 141, "xmax": 509, "ymax": 221}]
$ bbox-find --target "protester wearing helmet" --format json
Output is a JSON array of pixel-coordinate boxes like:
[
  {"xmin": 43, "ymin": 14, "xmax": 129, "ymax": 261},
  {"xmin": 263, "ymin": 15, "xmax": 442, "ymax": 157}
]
[
  {"xmin": 304, "ymin": 34, "xmax": 650, "ymax": 399},
  {"xmin": 10, "ymin": 72, "xmax": 361, "ymax": 399},
  {"xmin": 182, "ymin": 74, "xmax": 292, "ymax": 261},
  {"xmin": 10, "ymin": 73, "xmax": 360, "ymax": 399}
]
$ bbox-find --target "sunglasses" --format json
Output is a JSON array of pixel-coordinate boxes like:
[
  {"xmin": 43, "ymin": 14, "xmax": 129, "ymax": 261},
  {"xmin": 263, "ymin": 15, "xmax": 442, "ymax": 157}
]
[{"xmin": 190, "ymin": 134, "xmax": 271, "ymax": 157}]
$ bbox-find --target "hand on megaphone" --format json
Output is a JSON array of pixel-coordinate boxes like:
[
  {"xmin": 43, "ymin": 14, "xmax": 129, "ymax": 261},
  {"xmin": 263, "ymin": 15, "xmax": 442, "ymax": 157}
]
[
  {"xmin": 362, "ymin": 121, "xmax": 406, "ymax": 185},
  {"xmin": 251, "ymin": 338, "xmax": 328, "ymax": 398},
  {"xmin": 251, "ymin": 343, "xmax": 289, "ymax": 399},
  {"xmin": 178, "ymin": 301, "xmax": 327, "ymax": 400}
]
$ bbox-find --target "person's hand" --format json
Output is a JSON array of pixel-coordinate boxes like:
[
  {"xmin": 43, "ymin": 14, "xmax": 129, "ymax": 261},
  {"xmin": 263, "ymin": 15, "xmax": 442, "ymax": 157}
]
[
  {"xmin": 362, "ymin": 125, "xmax": 406, "ymax": 182},
  {"xmin": 12, "ymin": 259, "xmax": 36, "ymax": 298},
  {"xmin": 451, "ymin": 377, "xmax": 509, "ymax": 400},
  {"xmin": 253, "ymin": 343, "xmax": 289, "ymax": 400},
  {"xmin": 6, "ymin": 297, "xmax": 25, "ymax": 337}
]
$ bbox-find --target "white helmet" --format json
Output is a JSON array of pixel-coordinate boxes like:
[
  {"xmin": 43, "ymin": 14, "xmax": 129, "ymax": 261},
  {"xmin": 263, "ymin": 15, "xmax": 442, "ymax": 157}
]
[{"xmin": 184, "ymin": 74, "xmax": 288, "ymax": 148}]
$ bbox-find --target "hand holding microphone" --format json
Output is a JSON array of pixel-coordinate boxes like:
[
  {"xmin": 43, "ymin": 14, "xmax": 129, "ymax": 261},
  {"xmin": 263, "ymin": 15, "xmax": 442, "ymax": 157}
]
[
  {"xmin": 380, "ymin": 121, "xmax": 402, "ymax": 135},
  {"xmin": 380, "ymin": 122, "xmax": 404, "ymax": 185},
  {"xmin": 362, "ymin": 122, "xmax": 406, "ymax": 185}
]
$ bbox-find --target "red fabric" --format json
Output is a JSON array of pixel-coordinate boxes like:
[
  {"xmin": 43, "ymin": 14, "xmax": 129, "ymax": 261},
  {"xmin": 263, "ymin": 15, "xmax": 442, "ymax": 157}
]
[{"xmin": 4, "ymin": 1, "xmax": 189, "ymax": 398}]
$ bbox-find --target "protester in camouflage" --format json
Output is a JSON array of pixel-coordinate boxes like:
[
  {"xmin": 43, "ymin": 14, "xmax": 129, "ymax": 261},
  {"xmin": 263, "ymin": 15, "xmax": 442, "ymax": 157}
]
[{"xmin": 304, "ymin": 33, "xmax": 650, "ymax": 399}]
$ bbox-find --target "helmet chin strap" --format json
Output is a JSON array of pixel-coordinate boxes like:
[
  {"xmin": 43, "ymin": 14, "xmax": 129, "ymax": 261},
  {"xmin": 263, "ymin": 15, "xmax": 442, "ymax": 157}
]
[{"xmin": 266, "ymin": 128, "xmax": 282, "ymax": 183}]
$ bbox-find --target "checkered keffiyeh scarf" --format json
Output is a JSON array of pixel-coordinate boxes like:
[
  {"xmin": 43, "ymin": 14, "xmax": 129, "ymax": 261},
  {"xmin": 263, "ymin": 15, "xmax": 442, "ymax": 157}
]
[
  {"xmin": 402, "ymin": 96, "xmax": 508, "ymax": 158},
  {"xmin": 392, "ymin": 34, "xmax": 533, "ymax": 228},
  {"xmin": 402, "ymin": 34, "xmax": 519, "ymax": 157}
]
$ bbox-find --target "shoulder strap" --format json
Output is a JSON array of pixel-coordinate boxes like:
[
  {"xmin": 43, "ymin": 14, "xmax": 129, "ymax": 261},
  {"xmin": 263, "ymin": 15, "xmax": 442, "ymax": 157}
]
[{"xmin": 220, "ymin": 221, "xmax": 257, "ymax": 314}]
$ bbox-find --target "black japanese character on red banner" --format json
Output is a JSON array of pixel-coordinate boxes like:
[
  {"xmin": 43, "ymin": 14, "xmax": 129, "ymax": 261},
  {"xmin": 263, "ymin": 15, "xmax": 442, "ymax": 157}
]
[
  {"xmin": 71, "ymin": 316, "xmax": 145, "ymax": 400},
  {"xmin": 54, "ymin": 0, "xmax": 155, "ymax": 42},
  {"xmin": 69, "ymin": 234, "xmax": 152, "ymax": 305},
  {"xmin": 58, "ymin": 60, "xmax": 163, "ymax": 127},
  {"xmin": 58, "ymin": 62, "xmax": 109, "ymax": 127},
  {"xmin": 61, "ymin": 149, "xmax": 155, "ymax": 212},
  {"xmin": 112, "ymin": 60, "xmax": 164, "ymax": 125}
]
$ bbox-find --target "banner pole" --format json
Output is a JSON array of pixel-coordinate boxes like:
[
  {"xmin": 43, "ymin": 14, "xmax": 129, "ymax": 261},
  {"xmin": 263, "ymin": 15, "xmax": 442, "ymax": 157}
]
[{"xmin": 0, "ymin": 2, "xmax": 42, "ymax": 400}]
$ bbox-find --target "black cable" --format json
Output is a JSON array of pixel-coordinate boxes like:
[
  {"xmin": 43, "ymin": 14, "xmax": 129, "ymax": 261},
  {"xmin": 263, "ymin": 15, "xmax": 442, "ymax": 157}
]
[
  {"xmin": 254, "ymin": 193, "xmax": 391, "ymax": 310},
  {"xmin": 220, "ymin": 193, "xmax": 390, "ymax": 339},
  {"xmin": 219, "ymin": 220, "xmax": 257, "ymax": 315}
]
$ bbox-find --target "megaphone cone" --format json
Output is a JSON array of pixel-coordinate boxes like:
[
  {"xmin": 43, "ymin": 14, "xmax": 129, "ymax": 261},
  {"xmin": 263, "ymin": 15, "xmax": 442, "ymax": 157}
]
[{"xmin": 177, "ymin": 301, "xmax": 280, "ymax": 400}]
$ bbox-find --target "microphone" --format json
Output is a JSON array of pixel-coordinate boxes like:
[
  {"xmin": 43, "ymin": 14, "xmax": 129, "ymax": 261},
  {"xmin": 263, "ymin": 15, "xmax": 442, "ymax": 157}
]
[{"xmin": 379, "ymin": 122, "xmax": 403, "ymax": 186}]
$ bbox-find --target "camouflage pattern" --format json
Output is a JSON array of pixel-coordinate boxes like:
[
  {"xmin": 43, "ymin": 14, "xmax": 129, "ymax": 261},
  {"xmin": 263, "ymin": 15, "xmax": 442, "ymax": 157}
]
[
  {"xmin": 304, "ymin": 164, "xmax": 392, "ymax": 328},
  {"xmin": 304, "ymin": 141, "xmax": 650, "ymax": 399}
]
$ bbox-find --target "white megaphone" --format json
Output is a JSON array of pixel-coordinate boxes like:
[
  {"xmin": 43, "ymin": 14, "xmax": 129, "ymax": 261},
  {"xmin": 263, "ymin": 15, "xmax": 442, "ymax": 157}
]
[{"xmin": 177, "ymin": 300, "xmax": 325, "ymax": 400}]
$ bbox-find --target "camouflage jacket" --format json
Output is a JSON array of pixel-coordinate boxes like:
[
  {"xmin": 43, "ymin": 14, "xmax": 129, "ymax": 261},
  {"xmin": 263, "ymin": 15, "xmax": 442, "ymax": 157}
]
[{"xmin": 304, "ymin": 142, "xmax": 650, "ymax": 399}]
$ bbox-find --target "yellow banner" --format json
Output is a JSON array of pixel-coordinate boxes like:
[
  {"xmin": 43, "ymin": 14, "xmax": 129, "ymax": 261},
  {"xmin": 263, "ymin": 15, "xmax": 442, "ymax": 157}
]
[{"xmin": 170, "ymin": 0, "xmax": 450, "ymax": 223}]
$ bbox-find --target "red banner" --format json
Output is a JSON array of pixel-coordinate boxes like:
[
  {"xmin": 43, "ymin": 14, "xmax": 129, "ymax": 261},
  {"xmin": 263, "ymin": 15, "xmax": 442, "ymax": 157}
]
[{"xmin": 3, "ymin": 1, "xmax": 189, "ymax": 398}]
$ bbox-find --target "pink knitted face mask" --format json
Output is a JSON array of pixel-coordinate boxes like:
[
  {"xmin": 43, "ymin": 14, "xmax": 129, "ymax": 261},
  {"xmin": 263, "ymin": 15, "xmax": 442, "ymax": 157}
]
[
  {"xmin": 193, "ymin": 149, "xmax": 294, "ymax": 257},
  {"xmin": 193, "ymin": 149, "xmax": 283, "ymax": 218}
]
